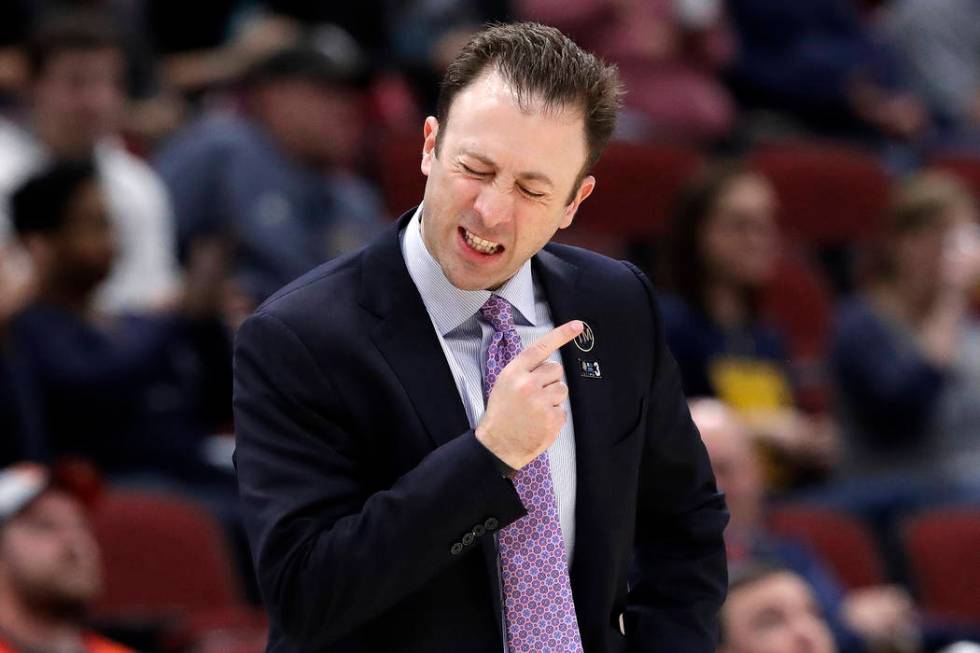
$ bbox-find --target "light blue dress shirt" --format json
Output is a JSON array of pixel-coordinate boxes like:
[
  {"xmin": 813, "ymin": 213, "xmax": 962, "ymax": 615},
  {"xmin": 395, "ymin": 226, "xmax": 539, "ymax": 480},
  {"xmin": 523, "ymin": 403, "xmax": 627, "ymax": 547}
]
[{"xmin": 400, "ymin": 205, "xmax": 578, "ymax": 562}]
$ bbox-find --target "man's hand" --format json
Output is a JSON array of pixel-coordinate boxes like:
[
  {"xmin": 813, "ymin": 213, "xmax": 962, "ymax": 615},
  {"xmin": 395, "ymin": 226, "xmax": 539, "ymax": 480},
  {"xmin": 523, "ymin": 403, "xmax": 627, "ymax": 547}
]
[{"xmin": 476, "ymin": 320, "xmax": 583, "ymax": 470}]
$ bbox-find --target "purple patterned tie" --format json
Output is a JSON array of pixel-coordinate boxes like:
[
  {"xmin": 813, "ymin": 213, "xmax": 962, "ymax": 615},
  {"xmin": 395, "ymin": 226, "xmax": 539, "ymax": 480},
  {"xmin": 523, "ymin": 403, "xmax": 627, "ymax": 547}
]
[{"xmin": 480, "ymin": 295, "xmax": 583, "ymax": 653}]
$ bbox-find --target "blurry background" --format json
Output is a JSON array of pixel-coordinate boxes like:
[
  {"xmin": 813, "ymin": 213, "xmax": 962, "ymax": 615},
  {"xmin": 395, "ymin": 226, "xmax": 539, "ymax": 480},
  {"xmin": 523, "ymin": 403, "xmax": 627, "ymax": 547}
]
[{"xmin": 0, "ymin": 0, "xmax": 978, "ymax": 652}]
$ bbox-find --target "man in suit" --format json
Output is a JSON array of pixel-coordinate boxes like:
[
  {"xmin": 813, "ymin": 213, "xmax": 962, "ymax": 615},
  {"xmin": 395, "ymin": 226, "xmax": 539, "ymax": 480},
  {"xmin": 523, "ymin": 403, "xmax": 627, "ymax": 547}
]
[{"xmin": 233, "ymin": 22, "xmax": 728, "ymax": 653}]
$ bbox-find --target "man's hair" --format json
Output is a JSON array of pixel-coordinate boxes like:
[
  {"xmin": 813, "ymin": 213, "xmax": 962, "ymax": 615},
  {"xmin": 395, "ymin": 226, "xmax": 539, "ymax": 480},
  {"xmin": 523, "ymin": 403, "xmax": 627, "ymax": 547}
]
[
  {"xmin": 27, "ymin": 10, "xmax": 125, "ymax": 79},
  {"xmin": 436, "ymin": 22, "xmax": 623, "ymax": 175},
  {"xmin": 719, "ymin": 560, "xmax": 795, "ymax": 645},
  {"xmin": 241, "ymin": 45, "xmax": 369, "ymax": 91},
  {"xmin": 11, "ymin": 159, "xmax": 98, "ymax": 237}
]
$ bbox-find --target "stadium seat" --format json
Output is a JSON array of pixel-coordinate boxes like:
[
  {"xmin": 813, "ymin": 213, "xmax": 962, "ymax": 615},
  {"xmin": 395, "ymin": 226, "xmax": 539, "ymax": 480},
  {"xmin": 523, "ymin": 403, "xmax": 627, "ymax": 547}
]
[
  {"xmin": 761, "ymin": 250, "xmax": 834, "ymax": 411},
  {"xmin": 903, "ymin": 508, "xmax": 980, "ymax": 623},
  {"xmin": 573, "ymin": 141, "xmax": 704, "ymax": 239},
  {"xmin": 929, "ymin": 153, "xmax": 980, "ymax": 201},
  {"xmin": 768, "ymin": 505, "xmax": 885, "ymax": 590},
  {"xmin": 378, "ymin": 133, "xmax": 426, "ymax": 217},
  {"xmin": 749, "ymin": 143, "xmax": 890, "ymax": 246},
  {"xmin": 90, "ymin": 490, "xmax": 242, "ymax": 617}
]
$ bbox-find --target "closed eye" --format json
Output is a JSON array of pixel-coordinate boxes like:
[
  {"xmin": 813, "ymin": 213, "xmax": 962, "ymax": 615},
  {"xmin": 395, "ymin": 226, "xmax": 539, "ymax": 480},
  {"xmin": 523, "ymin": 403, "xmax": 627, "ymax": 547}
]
[
  {"xmin": 519, "ymin": 185, "xmax": 545, "ymax": 199},
  {"xmin": 461, "ymin": 163, "xmax": 492, "ymax": 178}
]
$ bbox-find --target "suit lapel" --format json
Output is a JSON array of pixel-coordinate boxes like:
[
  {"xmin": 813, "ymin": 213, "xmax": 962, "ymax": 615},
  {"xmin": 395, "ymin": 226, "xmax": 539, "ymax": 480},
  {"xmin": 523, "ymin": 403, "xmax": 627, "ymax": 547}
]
[
  {"xmin": 359, "ymin": 210, "xmax": 471, "ymax": 450},
  {"xmin": 533, "ymin": 248, "xmax": 617, "ymax": 618}
]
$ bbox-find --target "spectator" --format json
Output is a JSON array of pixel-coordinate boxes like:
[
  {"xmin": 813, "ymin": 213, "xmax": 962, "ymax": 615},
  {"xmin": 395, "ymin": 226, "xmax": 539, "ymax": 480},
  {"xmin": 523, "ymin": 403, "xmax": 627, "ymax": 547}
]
[
  {"xmin": 0, "ymin": 462, "xmax": 132, "ymax": 653},
  {"xmin": 518, "ymin": 0, "xmax": 735, "ymax": 142},
  {"xmin": 0, "ymin": 9, "xmax": 180, "ymax": 314},
  {"xmin": 662, "ymin": 162, "xmax": 836, "ymax": 483},
  {"xmin": 692, "ymin": 398, "xmax": 921, "ymax": 653},
  {"xmin": 831, "ymin": 171, "xmax": 980, "ymax": 494},
  {"xmin": 725, "ymin": 0, "xmax": 926, "ymax": 143},
  {"xmin": 880, "ymin": 0, "xmax": 980, "ymax": 147},
  {"xmin": 720, "ymin": 562, "xmax": 838, "ymax": 653},
  {"xmin": 7, "ymin": 160, "xmax": 231, "ymax": 484},
  {"xmin": 155, "ymin": 46, "xmax": 385, "ymax": 310}
]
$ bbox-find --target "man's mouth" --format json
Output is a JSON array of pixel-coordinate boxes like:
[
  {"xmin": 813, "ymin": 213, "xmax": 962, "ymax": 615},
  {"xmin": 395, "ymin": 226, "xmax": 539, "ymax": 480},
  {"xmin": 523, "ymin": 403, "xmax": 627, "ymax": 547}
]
[{"xmin": 460, "ymin": 227, "xmax": 503, "ymax": 255}]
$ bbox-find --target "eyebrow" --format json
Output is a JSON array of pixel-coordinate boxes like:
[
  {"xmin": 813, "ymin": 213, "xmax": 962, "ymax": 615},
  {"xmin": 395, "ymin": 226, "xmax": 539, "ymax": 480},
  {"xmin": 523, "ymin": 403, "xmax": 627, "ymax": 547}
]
[{"xmin": 459, "ymin": 149, "xmax": 554, "ymax": 187}]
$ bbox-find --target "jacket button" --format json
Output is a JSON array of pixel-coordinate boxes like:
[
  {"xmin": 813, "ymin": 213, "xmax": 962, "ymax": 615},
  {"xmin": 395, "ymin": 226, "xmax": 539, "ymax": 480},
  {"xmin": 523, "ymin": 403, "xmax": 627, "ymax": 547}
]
[
  {"xmin": 462, "ymin": 532, "xmax": 475, "ymax": 546},
  {"xmin": 484, "ymin": 517, "xmax": 499, "ymax": 531},
  {"xmin": 450, "ymin": 542, "xmax": 463, "ymax": 555},
  {"xmin": 472, "ymin": 524, "xmax": 486, "ymax": 537}
]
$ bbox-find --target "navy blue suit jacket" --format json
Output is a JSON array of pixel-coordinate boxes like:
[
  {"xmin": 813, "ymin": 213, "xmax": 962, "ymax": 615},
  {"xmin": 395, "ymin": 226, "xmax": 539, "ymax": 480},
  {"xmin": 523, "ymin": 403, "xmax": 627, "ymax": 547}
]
[{"xmin": 233, "ymin": 210, "xmax": 728, "ymax": 652}]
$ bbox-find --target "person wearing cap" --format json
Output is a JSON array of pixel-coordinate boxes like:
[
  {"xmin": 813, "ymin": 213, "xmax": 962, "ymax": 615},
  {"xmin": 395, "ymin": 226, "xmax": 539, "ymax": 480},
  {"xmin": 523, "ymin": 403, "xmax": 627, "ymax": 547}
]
[
  {"xmin": 154, "ymin": 44, "xmax": 386, "ymax": 313},
  {"xmin": 0, "ymin": 463, "xmax": 132, "ymax": 653}
]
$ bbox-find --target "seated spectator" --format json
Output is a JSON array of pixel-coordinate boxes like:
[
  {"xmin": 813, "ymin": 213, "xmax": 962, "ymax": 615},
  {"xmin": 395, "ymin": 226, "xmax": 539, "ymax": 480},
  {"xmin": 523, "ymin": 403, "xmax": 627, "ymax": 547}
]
[
  {"xmin": 662, "ymin": 162, "xmax": 836, "ymax": 483},
  {"xmin": 881, "ymin": 0, "xmax": 980, "ymax": 147},
  {"xmin": 725, "ymin": 0, "xmax": 926, "ymax": 143},
  {"xmin": 720, "ymin": 562, "xmax": 839, "ymax": 653},
  {"xmin": 155, "ymin": 45, "xmax": 385, "ymax": 309},
  {"xmin": 7, "ymin": 160, "xmax": 231, "ymax": 484},
  {"xmin": 0, "ymin": 462, "xmax": 132, "ymax": 653},
  {"xmin": 831, "ymin": 172, "xmax": 980, "ymax": 494},
  {"xmin": 518, "ymin": 0, "xmax": 735, "ymax": 142},
  {"xmin": 0, "ymin": 10, "xmax": 180, "ymax": 314},
  {"xmin": 692, "ymin": 398, "xmax": 921, "ymax": 653}
]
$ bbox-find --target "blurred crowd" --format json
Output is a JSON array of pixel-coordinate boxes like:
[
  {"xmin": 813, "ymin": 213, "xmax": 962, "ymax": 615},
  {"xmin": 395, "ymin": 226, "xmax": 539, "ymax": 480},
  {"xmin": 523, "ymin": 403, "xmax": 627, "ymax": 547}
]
[{"xmin": 0, "ymin": 0, "xmax": 979, "ymax": 652}]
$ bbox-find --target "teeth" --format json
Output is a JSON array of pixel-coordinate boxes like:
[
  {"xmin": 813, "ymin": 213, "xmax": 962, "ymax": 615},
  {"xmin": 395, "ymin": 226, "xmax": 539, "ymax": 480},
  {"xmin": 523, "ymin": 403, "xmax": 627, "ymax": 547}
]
[{"xmin": 463, "ymin": 229, "xmax": 501, "ymax": 254}]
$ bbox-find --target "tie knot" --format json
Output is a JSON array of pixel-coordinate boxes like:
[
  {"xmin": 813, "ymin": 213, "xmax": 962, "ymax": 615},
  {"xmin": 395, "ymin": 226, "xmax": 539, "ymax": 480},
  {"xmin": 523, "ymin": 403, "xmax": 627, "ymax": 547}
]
[{"xmin": 480, "ymin": 295, "xmax": 516, "ymax": 333}]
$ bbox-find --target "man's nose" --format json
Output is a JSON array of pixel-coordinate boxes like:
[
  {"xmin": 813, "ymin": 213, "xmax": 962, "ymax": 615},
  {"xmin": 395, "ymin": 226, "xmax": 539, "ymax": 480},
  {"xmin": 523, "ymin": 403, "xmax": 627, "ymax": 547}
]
[{"xmin": 473, "ymin": 181, "xmax": 514, "ymax": 230}]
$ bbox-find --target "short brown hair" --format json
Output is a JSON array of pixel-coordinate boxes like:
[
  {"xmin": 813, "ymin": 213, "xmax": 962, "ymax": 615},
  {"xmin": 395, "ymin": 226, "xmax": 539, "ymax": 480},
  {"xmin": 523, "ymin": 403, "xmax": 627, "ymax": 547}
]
[
  {"xmin": 886, "ymin": 171, "xmax": 975, "ymax": 236},
  {"xmin": 28, "ymin": 9, "xmax": 124, "ymax": 79},
  {"xmin": 436, "ymin": 22, "xmax": 623, "ymax": 175}
]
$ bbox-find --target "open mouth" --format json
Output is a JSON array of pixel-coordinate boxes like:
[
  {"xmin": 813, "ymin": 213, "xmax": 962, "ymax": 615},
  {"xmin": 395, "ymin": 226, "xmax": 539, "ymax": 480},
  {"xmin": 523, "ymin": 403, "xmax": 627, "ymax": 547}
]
[{"xmin": 460, "ymin": 227, "xmax": 503, "ymax": 255}]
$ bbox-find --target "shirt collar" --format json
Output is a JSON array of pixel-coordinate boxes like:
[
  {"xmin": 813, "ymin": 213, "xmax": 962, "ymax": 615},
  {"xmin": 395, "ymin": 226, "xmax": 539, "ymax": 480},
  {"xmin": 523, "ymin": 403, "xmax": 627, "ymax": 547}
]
[{"xmin": 402, "ymin": 204, "xmax": 537, "ymax": 335}]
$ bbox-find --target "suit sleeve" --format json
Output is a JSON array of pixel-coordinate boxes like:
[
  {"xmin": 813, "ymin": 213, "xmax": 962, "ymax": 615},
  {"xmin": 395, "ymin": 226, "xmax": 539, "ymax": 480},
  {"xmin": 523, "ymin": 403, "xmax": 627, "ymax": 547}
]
[
  {"xmin": 622, "ymin": 262, "xmax": 730, "ymax": 653},
  {"xmin": 233, "ymin": 310, "xmax": 526, "ymax": 647}
]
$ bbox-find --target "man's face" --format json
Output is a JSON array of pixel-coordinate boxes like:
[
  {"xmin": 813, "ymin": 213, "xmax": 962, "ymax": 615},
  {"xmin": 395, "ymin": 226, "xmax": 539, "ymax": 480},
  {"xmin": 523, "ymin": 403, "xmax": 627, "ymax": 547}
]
[
  {"xmin": 721, "ymin": 572, "xmax": 837, "ymax": 653},
  {"xmin": 0, "ymin": 491, "xmax": 102, "ymax": 617},
  {"xmin": 254, "ymin": 80, "xmax": 365, "ymax": 169},
  {"xmin": 50, "ymin": 179, "xmax": 116, "ymax": 291},
  {"xmin": 694, "ymin": 403, "xmax": 764, "ymax": 534},
  {"xmin": 701, "ymin": 174, "xmax": 779, "ymax": 288},
  {"xmin": 419, "ymin": 69, "xmax": 595, "ymax": 291},
  {"xmin": 33, "ymin": 48, "xmax": 125, "ymax": 153}
]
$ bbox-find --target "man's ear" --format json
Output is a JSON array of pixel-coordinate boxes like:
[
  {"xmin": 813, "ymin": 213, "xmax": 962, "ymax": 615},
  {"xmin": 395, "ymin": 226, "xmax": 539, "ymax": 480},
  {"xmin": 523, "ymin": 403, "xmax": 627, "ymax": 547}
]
[
  {"xmin": 558, "ymin": 175, "xmax": 596, "ymax": 230},
  {"xmin": 421, "ymin": 116, "xmax": 439, "ymax": 177}
]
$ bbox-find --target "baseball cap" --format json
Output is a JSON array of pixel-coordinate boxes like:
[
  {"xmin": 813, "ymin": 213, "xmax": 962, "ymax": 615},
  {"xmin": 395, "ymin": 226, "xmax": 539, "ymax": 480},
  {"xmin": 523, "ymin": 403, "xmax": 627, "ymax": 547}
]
[{"xmin": 0, "ymin": 462, "xmax": 100, "ymax": 525}]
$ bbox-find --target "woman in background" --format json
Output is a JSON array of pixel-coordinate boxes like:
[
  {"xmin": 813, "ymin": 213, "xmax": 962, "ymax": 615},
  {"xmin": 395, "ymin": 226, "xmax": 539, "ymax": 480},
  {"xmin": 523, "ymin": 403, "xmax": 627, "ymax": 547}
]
[{"xmin": 661, "ymin": 161, "xmax": 837, "ymax": 486}]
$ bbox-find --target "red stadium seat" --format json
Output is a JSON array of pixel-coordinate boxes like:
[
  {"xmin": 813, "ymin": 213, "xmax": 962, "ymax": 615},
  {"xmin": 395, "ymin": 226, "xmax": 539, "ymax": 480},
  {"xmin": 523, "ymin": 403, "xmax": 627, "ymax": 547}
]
[
  {"xmin": 573, "ymin": 141, "xmax": 704, "ymax": 238},
  {"xmin": 90, "ymin": 490, "xmax": 242, "ymax": 618},
  {"xmin": 929, "ymin": 153, "xmax": 980, "ymax": 201},
  {"xmin": 378, "ymin": 133, "xmax": 426, "ymax": 217},
  {"xmin": 749, "ymin": 143, "xmax": 890, "ymax": 246},
  {"xmin": 761, "ymin": 250, "xmax": 834, "ymax": 411},
  {"xmin": 768, "ymin": 505, "xmax": 885, "ymax": 590},
  {"xmin": 903, "ymin": 508, "xmax": 980, "ymax": 623}
]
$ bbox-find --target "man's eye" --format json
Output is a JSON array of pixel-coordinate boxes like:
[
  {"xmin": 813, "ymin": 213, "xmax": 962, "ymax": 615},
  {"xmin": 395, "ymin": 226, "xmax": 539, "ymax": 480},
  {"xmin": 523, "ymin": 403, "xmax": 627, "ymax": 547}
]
[
  {"xmin": 462, "ymin": 164, "xmax": 491, "ymax": 177},
  {"xmin": 519, "ymin": 186, "xmax": 545, "ymax": 199}
]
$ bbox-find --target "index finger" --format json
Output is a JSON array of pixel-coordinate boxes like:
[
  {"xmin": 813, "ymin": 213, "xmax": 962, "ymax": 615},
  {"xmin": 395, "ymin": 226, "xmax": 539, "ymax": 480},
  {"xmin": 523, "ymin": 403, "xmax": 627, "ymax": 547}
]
[{"xmin": 516, "ymin": 320, "xmax": 583, "ymax": 370}]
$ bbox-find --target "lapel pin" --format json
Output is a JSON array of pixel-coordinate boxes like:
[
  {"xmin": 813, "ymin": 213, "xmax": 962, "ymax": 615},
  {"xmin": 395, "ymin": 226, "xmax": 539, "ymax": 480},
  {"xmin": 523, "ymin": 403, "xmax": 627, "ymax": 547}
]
[
  {"xmin": 578, "ymin": 358, "xmax": 602, "ymax": 379},
  {"xmin": 574, "ymin": 321, "xmax": 595, "ymax": 352}
]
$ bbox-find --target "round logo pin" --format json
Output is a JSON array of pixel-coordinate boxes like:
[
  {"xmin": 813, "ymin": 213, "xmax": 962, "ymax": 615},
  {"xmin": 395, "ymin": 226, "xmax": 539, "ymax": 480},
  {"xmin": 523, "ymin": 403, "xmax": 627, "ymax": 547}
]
[{"xmin": 574, "ymin": 321, "xmax": 595, "ymax": 352}]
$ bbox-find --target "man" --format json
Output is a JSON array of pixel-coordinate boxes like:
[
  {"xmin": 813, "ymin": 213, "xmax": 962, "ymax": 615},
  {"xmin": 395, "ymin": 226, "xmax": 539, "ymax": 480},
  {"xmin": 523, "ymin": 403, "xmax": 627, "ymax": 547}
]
[
  {"xmin": 0, "ymin": 10, "xmax": 179, "ymax": 314},
  {"xmin": 8, "ymin": 160, "xmax": 231, "ymax": 482},
  {"xmin": 0, "ymin": 463, "xmax": 132, "ymax": 653},
  {"xmin": 155, "ymin": 45, "xmax": 385, "ymax": 309},
  {"xmin": 234, "ymin": 22, "xmax": 728, "ymax": 652},
  {"xmin": 720, "ymin": 562, "xmax": 837, "ymax": 653},
  {"xmin": 691, "ymin": 398, "xmax": 921, "ymax": 653}
]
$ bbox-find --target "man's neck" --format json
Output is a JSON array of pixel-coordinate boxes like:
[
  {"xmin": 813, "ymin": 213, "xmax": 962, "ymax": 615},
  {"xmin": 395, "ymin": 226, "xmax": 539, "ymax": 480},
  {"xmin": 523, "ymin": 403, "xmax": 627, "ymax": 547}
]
[
  {"xmin": 0, "ymin": 593, "xmax": 85, "ymax": 653},
  {"xmin": 705, "ymin": 281, "xmax": 747, "ymax": 328},
  {"xmin": 37, "ymin": 281, "xmax": 93, "ymax": 317},
  {"xmin": 32, "ymin": 116, "xmax": 96, "ymax": 160}
]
